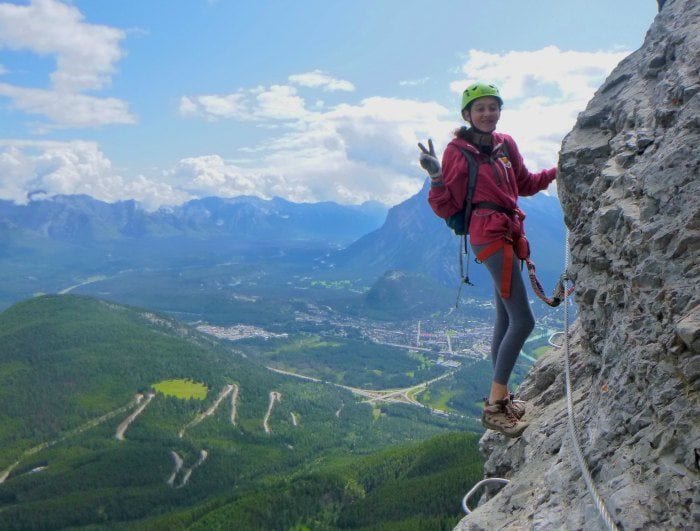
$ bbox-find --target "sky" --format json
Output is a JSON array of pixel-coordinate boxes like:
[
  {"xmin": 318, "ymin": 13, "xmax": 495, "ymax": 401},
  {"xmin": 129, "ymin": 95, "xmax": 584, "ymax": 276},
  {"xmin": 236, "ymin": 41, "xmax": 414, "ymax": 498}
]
[{"xmin": 0, "ymin": 0, "xmax": 658, "ymax": 210}]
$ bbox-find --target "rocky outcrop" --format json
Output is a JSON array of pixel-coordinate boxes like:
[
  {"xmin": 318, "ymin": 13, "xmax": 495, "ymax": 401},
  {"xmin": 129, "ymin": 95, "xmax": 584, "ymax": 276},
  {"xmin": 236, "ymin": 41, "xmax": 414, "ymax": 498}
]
[{"xmin": 457, "ymin": 1, "xmax": 699, "ymax": 529}]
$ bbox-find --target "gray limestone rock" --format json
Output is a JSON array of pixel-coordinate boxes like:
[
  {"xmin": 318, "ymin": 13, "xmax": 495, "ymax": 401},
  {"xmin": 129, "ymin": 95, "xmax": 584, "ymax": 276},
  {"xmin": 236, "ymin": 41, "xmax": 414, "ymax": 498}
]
[{"xmin": 456, "ymin": 1, "xmax": 699, "ymax": 529}]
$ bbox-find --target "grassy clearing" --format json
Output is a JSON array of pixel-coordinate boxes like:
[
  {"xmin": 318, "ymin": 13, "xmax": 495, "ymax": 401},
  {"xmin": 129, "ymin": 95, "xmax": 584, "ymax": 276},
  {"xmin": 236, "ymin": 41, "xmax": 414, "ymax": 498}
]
[
  {"xmin": 152, "ymin": 378, "xmax": 208, "ymax": 400},
  {"xmin": 418, "ymin": 388, "xmax": 459, "ymax": 413},
  {"xmin": 268, "ymin": 334, "xmax": 341, "ymax": 355}
]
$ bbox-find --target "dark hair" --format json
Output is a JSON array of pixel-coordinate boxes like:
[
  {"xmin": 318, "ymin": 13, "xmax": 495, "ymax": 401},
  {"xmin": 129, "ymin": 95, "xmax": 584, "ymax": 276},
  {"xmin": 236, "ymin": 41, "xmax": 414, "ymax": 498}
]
[{"xmin": 453, "ymin": 125, "xmax": 470, "ymax": 140}]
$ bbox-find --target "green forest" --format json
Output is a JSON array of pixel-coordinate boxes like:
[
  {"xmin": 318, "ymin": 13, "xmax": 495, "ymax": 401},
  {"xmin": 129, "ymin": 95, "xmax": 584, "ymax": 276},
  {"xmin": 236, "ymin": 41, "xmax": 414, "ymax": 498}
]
[
  {"xmin": 140, "ymin": 431, "xmax": 483, "ymax": 530},
  {"xmin": 236, "ymin": 333, "xmax": 446, "ymax": 389},
  {"xmin": 0, "ymin": 295, "xmax": 485, "ymax": 529}
]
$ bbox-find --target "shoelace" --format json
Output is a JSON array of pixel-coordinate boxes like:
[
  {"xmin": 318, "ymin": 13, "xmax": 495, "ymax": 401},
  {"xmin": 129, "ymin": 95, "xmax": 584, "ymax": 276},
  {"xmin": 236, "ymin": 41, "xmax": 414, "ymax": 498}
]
[
  {"xmin": 498, "ymin": 395, "xmax": 521, "ymax": 418},
  {"xmin": 494, "ymin": 399, "xmax": 519, "ymax": 426},
  {"xmin": 485, "ymin": 398, "xmax": 520, "ymax": 426}
]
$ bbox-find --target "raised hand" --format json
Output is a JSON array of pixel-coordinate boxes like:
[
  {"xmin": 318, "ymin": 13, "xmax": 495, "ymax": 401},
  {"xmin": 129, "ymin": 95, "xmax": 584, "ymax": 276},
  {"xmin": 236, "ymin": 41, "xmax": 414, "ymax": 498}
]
[{"xmin": 418, "ymin": 139, "xmax": 441, "ymax": 178}]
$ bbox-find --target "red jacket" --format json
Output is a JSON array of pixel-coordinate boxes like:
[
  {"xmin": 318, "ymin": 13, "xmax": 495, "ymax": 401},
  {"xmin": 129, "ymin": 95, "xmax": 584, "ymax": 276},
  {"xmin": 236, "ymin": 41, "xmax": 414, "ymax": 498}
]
[{"xmin": 428, "ymin": 132, "xmax": 556, "ymax": 245}]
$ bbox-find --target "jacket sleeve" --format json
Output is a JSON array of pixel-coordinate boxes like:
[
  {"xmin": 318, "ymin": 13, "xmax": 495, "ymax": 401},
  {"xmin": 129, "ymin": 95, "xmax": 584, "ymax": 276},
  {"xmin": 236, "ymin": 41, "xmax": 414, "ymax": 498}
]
[
  {"xmin": 505, "ymin": 136, "xmax": 557, "ymax": 197},
  {"xmin": 427, "ymin": 144, "xmax": 467, "ymax": 219}
]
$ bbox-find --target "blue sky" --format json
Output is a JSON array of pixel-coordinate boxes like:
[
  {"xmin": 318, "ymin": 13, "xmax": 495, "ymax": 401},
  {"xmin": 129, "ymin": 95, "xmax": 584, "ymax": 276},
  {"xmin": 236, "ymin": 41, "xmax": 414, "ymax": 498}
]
[{"xmin": 0, "ymin": 0, "xmax": 658, "ymax": 209}]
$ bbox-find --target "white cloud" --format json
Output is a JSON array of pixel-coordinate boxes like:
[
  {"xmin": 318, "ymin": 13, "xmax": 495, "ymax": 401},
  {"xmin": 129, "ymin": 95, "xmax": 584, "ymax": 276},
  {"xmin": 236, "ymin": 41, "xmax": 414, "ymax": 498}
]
[
  {"xmin": 451, "ymin": 46, "xmax": 627, "ymax": 103},
  {"xmin": 254, "ymin": 84, "xmax": 309, "ymax": 120},
  {"xmin": 399, "ymin": 77, "xmax": 429, "ymax": 87},
  {"xmin": 0, "ymin": 0, "xmax": 133, "ymax": 128},
  {"xmin": 173, "ymin": 96, "xmax": 453, "ymax": 205},
  {"xmin": 168, "ymin": 154, "xmax": 289, "ymax": 199},
  {"xmin": 179, "ymin": 93, "xmax": 247, "ymax": 121},
  {"xmin": 179, "ymin": 85, "xmax": 310, "ymax": 122},
  {"xmin": 4, "ymin": 45, "xmax": 623, "ymax": 208},
  {"xmin": 178, "ymin": 96, "xmax": 199, "ymax": 116},
  {"xmin": 174, "ymin": 45, "xmax": 628, "ymax": 206},
  {"xmin": 0, "ymin": 140, "xmax": 189, "ymax": 209},
  {"xmin": 288, "ymin": 70, "xmax": 355, "ymax": 92},
  {"xmin": 0, "ymin": 41, "xmax": 628, "ymax": 210},
  {"xmin": 0, "ymin": 83, "xmax": 135, "ymax": 129},
  {"xmin": 180, "ymin": 70, "xmax": 354, "ymax": 122}
]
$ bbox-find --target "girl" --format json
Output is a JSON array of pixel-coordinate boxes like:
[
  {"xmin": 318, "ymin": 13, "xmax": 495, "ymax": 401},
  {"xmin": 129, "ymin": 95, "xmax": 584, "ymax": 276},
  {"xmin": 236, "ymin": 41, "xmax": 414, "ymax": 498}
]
[{"xmin": 419, "ymin": 82, "xmax": 556, "ymax": 437}]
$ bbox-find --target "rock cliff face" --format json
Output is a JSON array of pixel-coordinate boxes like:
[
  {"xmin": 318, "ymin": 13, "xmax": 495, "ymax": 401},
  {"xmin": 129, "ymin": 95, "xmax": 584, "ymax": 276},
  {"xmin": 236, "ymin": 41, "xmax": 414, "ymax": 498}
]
[{"xmin": 457, "ymin": 1, "xmax": 699, "ymax": 529}]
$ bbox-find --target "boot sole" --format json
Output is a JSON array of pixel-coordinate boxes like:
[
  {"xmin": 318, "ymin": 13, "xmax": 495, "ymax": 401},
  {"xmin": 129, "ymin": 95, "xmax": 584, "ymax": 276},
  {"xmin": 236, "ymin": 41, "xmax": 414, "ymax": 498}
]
[{"xmin": 481, "ymin": 418, "xmax": 528, "ymax": 438}]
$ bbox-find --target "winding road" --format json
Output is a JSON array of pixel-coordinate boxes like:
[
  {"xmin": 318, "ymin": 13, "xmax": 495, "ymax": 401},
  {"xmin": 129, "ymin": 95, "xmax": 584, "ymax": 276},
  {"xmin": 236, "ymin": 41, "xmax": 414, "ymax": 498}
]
[
  {"xmin": 229, "ymin": 384, "xmax": 240, "ymax": 426},
  {"xmin": 179, "ymin": 449, "xmax": 208, "ymax": 487},
  {"xmin": 179, "ymin": 384, "xmax": 234, "ymax": 438},
  {"xmin": 115, "ymin": 393, "xmax": 155, "ymax": 441},
  {"xmin": 263, "ymin": 391, "xmax": 282, "ymax": 434},
  {"xmin": 166, "ymin": 451, "xmax": 184, "ymax": 486}
]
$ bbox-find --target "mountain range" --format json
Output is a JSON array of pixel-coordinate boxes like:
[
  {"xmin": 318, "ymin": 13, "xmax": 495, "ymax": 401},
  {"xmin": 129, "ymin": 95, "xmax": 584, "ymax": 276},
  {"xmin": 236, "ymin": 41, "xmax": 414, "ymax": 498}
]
[
  {"xmin": 0, "ymin": 194, "xmax": 388, "ymax": 245},
  {"xmin": 0, "ymin": 184, "xmax": 567, "ymax": 313}
]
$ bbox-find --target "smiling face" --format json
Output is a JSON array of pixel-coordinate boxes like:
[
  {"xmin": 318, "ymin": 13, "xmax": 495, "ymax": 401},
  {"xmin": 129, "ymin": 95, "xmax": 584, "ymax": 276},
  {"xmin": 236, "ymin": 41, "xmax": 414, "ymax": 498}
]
[{"xmin": 462, "ymin": 96, "xmax": 501, "ymax": 133}]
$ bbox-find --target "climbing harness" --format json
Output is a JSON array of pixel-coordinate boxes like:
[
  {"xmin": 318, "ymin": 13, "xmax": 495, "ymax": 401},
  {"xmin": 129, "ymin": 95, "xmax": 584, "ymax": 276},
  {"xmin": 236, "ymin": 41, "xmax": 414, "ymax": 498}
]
[
  {"xmin": 561, "ymin": 231, "xmax": 618, "ymax": 531},
  {"xmin": 472, "ymin": 203, "xmax": 575, "ymax": 306},
  {"xmin": 449, "ymin": 144, "xmax": 575, "ymax": 308},
  {"xmin": 460, "ymin": 230, "xmax": 617, "ymax": 531},
  {"xmin": 472, "ymin": 204, "xmax": 523, "ymax": 299}
]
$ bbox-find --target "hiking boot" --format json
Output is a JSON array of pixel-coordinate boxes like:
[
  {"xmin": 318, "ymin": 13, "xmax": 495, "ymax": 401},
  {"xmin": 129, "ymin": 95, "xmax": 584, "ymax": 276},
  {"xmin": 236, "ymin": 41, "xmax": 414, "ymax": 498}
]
[
  {"xmin": 506, "ymin": 393, "xmax": 526, "ymax": 419},
  {"xmin": 482, "ymin": 398, "xmax": 529, "ymax": 438}
]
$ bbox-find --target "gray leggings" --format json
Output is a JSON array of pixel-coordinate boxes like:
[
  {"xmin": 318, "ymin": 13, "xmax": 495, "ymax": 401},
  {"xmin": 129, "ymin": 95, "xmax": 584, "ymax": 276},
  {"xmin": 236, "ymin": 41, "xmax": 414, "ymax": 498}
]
[{"xmin": 472, "ymin": 244, "xmax": 535, "ymax": 386}]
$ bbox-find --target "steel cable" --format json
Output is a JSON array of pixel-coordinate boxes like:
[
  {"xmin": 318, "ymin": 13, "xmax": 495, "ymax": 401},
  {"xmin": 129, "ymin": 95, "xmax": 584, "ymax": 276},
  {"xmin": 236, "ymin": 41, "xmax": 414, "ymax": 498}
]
[
  {"xmin": 460, "ymin": 229, "xmax": 618, "ymax": 531},
  {"xmin": 562, "ymin": 229, "xmax": 618, "ymax": 531}
]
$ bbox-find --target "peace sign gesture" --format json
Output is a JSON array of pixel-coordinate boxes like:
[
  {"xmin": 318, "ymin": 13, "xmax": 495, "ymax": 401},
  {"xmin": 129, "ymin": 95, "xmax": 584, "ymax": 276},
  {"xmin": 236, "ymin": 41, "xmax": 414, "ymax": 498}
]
[{"xmin": 417, "ymin": 138, "xmax": 441, "ymax": 178}]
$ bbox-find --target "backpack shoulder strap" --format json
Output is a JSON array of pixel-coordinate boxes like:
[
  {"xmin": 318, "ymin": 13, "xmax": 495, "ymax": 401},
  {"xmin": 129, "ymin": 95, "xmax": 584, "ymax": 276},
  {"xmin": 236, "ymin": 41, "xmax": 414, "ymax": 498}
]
[
  {"xmin": 500, "ymin": 138, "xmax": 511, "ymax": 159},
  {"xmin": 457, "ymin": 148, "xmax": 479, "ymax": 235}
]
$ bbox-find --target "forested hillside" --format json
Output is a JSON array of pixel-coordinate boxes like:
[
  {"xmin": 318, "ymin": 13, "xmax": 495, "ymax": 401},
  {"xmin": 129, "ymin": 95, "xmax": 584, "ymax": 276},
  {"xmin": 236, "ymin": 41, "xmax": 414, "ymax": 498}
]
[
  {"xmin": 0, "ymin": 295, "xmax": 481, "ymax": 529},
  {"xmin": 139, "ymin": 432, "xmax": 482, "ymax": 530}
]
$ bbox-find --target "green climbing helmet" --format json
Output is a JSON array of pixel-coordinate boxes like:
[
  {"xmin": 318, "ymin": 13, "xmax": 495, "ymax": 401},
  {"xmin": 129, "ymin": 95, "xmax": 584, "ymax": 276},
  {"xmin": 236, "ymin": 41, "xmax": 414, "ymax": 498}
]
[{"xmin": 461, "ymin": 82, "xmax": 503, "ymax": 111}]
